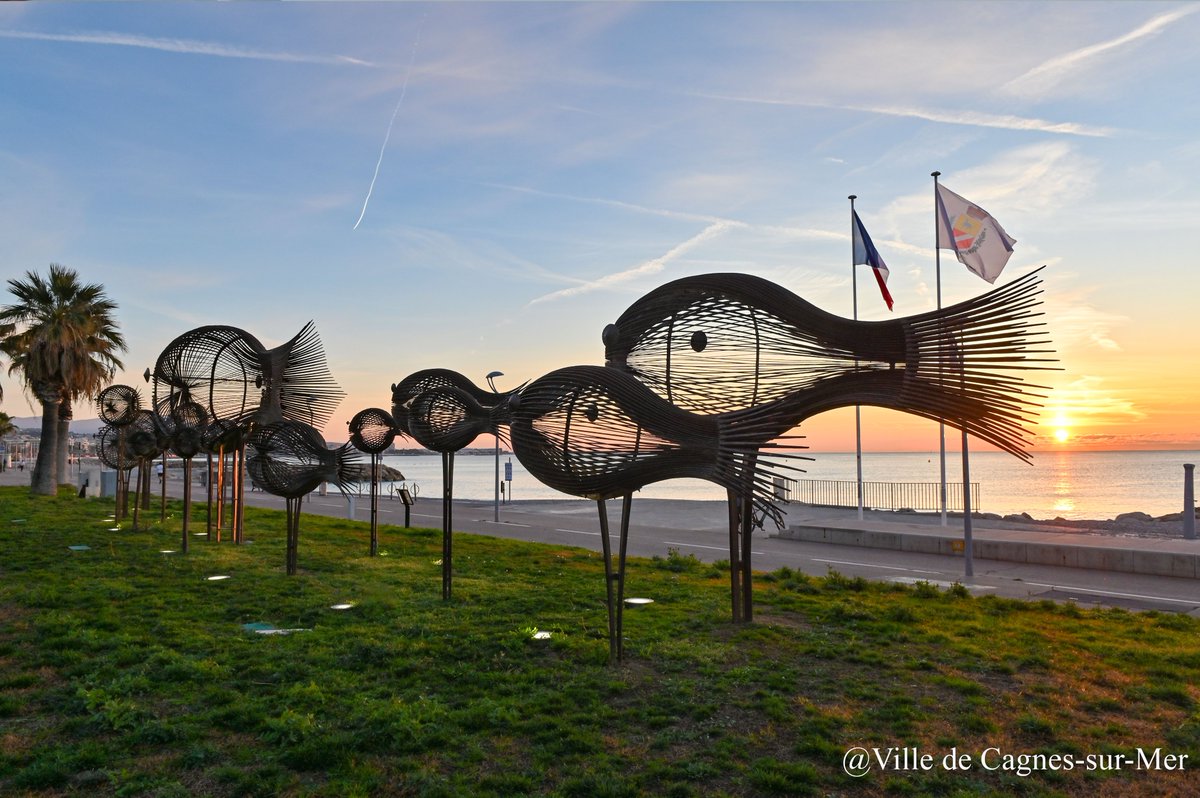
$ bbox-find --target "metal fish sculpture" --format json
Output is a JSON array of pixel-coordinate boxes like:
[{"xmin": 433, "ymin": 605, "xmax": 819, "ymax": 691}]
[
  {"xmin": 407, "ymin": 386, "xmax": 510, "ymax": 455},
  {"xmin": 508, "ymin": 365, "xmax": 806, "ymax": 529},
  {"xmin": 247, "ymin": 420, "xmax": 359, "ymax": 575},
  {"xmin": 602, "ymin": 268, "xmax": 1054, "ymax": 460},
  {"xmin": 247, "ymin": 421, "xmax": 356, "ymax": 500},
  {"xmin": 508, "ymin": 364, "xmax": 807, "ymax": 659},
  {"xmin": 391, "ymin": 370, "xmax": 517, "ymax": 600},
  {"xmin": 390, "ymin": 368, "xmax": 516, "ymax": 438},
  {"xmin": 347, "ymin": 407, "xmax": 398, "ymax": 556},
  {"xmin": 153, "ymin": 321, "xmax": 345, "ymax": 429}
]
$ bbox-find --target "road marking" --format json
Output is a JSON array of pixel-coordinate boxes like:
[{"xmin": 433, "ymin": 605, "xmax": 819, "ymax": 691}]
[
  {"xmin": 1023, "ymin": 582, "xmax": 1198, "ymax": 606},
  {"xmin": 665, "ymin": 541, "xmax": 764, "ymax": 555},
  {"xmin": 889, "ymin": 576, "xmax": 995, "ymax": 591},
  {"xmin": 556, "ymin": 529, "xmax": 621, "ymax": 540},
  {"xmin": 479, "ymin": 520, "xmax": 531, "ymax": 528},
  {"xmin": 812, "ymin": 557, "xmax": 940, "ymax": 574}
]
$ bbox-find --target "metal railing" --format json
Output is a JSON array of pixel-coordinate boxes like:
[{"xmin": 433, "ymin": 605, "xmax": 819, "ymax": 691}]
[{"xmin": 782, "ymin": 478, "xmax": 980, "ymax": 513}]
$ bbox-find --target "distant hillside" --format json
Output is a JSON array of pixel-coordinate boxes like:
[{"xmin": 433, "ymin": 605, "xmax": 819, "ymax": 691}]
[{"xmin": 7, "ymin": 416, "xmax": 106, "ymax": 435}]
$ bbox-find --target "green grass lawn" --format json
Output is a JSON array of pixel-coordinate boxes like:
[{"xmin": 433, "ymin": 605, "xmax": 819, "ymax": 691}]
[{"xmin": 0, "ymin": 486, "xmax": 1197, "ymax": 797}]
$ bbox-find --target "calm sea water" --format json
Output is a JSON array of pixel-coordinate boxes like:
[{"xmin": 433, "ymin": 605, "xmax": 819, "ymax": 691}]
[{"xmin": 377, "ymin": 450, "xmax": 1200, "ymax": 521}]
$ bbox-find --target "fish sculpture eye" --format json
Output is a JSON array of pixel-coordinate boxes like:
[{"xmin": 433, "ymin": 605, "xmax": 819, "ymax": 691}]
[
  {"xmin": 585, "ymin": 402, "xmax": 599, "ymax": 423},
  {"xmin": 690, "ymin": 330, "xmax": 708, "ymax": 352},
  {"xmin": 601, "ymin": 324, "xmax": 619, "ymax": 347}
]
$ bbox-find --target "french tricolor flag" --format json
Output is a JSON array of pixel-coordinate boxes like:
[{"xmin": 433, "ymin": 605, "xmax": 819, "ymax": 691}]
[{"xmin": 851, "ymin": 210, "xmax": 894, "ymax": 311}]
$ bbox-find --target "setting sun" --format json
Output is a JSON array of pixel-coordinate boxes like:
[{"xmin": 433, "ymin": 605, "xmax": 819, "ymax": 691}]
[{"xmin": 1055, "ymin": 428, "xmax": 1070, "ymax": 442}]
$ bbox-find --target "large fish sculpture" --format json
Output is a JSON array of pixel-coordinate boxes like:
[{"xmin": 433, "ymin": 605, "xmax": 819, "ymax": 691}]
[
  {"xmin": 153, "ymin": 321, "xmax": 345, "ymax": 430},
  {"xmin": 508, "ymin": 364, "xmax": 807, "ymax": 658},
  {"xmin": 602, "ymin": 268, "xmax": 1054, "ymax": 459},
  {"xmin": 508, "ymin": 365, "xmax": 806, "ymax": 529}
]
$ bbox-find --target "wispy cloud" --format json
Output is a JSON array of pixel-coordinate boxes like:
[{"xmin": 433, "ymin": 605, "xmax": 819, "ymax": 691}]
[
  {"xmin": 0, "ymin": 28, "xmax": 374, "ymax": 66},
  {"xmin": 686, "ymin": 92, "xmax": 1116, "ymax": 138},
  {"xmin": 486, "ymin": 182, "xmax": 842, "ymax": 244},
  {"xmin": 527, "ymin": 221, "xmax": 741, "ymax": 306},
  {"xmin": 1002, "ymin": 7, "xmax": 1199, "ymax": 98}
]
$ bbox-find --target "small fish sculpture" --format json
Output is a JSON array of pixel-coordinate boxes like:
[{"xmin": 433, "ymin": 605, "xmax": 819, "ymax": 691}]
[
  {"xmin": 246, "ymin": 421, "xmax": 357, "ymax": 500},
  {"xmin": 247, "ymin": 421, "xmax": 359, "ymax": 576},
  {"xmin": 391, "ymin": 368, "xmax": 516, "ymax": 438},
  {"xmin": 508, "ymin": 365, "xmax": 806, "ymax": 528},
  {"xmin": 602, "ymin": 268, "xmax": 1054, "ymax": 459},
  {"xmin": 408, "ymin": 386, "xmax": 510, "ymax": 454}
]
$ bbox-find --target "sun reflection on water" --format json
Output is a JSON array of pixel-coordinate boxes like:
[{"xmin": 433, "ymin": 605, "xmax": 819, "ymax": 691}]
[{"xmin": 1051, "ymin": 450, "xmax": 1075, "ymax": 514}]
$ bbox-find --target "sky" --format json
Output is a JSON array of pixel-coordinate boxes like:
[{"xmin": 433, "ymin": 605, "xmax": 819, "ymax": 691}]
[{"xmin": 1, "ymin": 1, "xmax": 1198, "ymax": 454}]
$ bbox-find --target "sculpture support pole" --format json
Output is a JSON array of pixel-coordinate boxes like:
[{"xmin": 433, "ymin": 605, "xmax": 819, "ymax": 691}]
[
  {"xmin": 160, "ymin": 451, "xmax": 167, "ymax": 521},
  {"xmin": 140, "ymin": 460, "xmax": 151, "ymax": 511},
  {"xmin": 724, "ymin": 484, "xmax": 744, "ymax": 624},
  {"xmin": 132, "ymin": 461, "xmax": 143, "ymax": 531},
  {"xmin": 597, "ymin": 497, "xmax": 631, "ymax": 662},
  {"xmin": 370, "ymin": 453, "xmax": 380, "ymax": 556},
  {"xmin": 236, "ymin": 444, "xmax": 246, "ymax": 544},
  {"xmin": 115, "ymin": 428, "xmax": 126, "ymax": 523},
  {"xmin": 285, "ymin": 497, "xmax": 300, "ymax": 576},
  {"xmin": 205, "ymin": 453, "xmax": 214, "ymax": 541},
  {"xmin": 182, "ymin": 459, "xmax": 192, "ymax": 553},
  {"xmin": 442, "ymin": 451, "xmax": 454, "ymax": 600},
  {"xmin": 741, "ymin": 490, "xmax": 754, "ymax": 623},
  {"xmin": 216, "ymin": 447, "xmax": 225, "ymax": 541},
  {"xmin": 617, "ymin": 493, "xmax": 631, "ymax": 661}
]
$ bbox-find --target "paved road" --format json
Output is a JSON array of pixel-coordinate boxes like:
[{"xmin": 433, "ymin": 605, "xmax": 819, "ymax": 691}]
[{"xmin": 247, "ymin": 488, "xmax": 1200, "ymax": 617}]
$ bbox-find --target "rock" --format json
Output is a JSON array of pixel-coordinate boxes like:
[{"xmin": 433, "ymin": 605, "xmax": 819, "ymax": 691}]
[
  {"xmin": 340, "ymin": 463, "xmax": 406, "ymax": 482},
  {"xmin": 979, "ymin": 512, "xmax": 1002, "ymax": 520},
  {"xmin": 1003, "ymin": 512, "xmax": 1034, "ymax": 522},
  {"xmin": 1156, "ymin": 513, "xmax": 1181, "ymax": 522},
  {"xmin": 1115, "ymin": 511, "xmax": 1153, "ymax": 523}
]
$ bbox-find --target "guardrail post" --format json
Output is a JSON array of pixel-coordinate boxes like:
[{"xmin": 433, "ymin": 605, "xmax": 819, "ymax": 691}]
[{"xmin": 1185, "ymin": 464, "xmax": 1196, "ymax": 541}]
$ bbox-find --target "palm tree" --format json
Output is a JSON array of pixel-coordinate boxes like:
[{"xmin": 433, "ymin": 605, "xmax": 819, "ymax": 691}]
[
  {"xmin": 0, "ymin": 266, "xmax": 125, "ymax": 495},
  {"xmin": 0, "ymin": 412, "xmax": 14, "ymax": 473}
]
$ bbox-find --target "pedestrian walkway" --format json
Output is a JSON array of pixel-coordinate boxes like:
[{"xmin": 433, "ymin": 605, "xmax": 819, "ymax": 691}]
[{"xmin": 777, "ymin": 512, "xmax": 1200, "ymax": 579}]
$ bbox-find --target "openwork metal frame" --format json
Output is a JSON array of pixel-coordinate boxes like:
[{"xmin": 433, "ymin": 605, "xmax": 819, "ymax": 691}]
[
  {"xmin": 392, "ymin": 370, "xmax": 515, "ymax": 600},
  {"xmin": 348, "ymin": 407, "xmax": 397, "ymax": 556},
  {"xmin": 247, "ymin": 421, "xmax": 357, "ymax": 575},
  {"xmin": 598, "ymin": 268, "xmax": 1055, "ymax": 627}
]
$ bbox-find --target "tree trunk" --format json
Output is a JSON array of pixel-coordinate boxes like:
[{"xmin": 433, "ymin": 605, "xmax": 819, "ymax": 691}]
[
  {"xmin": 56, "ymin": 396, "xmax": 73, "ymax": 487},
  {"xmin": 31, "ymin": 384, "xmax": 61, "ymax": 496}
]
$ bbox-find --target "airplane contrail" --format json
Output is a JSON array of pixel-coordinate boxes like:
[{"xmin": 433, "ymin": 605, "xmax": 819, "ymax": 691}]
[{"xmin": 353, "ymin": 12, "xmax": 428, "ymax": 231}]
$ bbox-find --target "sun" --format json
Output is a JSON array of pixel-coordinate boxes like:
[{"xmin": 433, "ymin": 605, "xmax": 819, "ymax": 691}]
[{"xmin": 1055, "ymin": 428, "xmax": 1070, "ymax": 443}]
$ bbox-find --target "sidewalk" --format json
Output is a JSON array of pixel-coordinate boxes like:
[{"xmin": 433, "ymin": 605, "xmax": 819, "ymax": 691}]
[{"xmin": 777, "ymin": 509, "xmax": 1200, "ymax": 580}]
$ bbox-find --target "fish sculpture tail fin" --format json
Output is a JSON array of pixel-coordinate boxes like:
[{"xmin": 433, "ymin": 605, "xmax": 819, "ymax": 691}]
[
  {"xmin": 901, "ymin": 267, "xmax": 1057, "ymax": 460},
  {"xmin": 716, "ymin": 401, "xmax": 812, "ymax": 529}
]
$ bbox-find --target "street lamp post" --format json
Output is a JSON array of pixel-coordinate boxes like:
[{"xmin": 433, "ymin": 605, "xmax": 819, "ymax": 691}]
[{"xmin": 486, "ymin": 371, "xmax": 504, "ymax": 523}]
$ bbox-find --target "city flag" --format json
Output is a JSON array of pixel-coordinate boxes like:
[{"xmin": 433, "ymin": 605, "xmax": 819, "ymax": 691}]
[
  {"xmin": 851, "ymin": 210, "xmax": 894, "ymax": 310},
  {"xmin": 935, "ymin": 184, "xmax": 1017, "ymax": 283}
]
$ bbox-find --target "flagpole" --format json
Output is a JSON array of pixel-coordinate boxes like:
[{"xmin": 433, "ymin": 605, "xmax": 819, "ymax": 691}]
[
  {"xmin": 849, "ymin": 195, "xmax": 864, "ymax": 521},
  {"xmin": 932, "ymin": 171, "xmax": 948, "ymax": 527},
  {"xmin": 935, "ymin": 171, "xmax": 976, "ymax": 577}
]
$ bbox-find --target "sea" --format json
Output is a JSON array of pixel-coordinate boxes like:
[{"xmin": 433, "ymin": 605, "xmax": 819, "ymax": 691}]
[{"xmin": 375, "ymin": 450, "xmax": 1200, "ymax": 522}]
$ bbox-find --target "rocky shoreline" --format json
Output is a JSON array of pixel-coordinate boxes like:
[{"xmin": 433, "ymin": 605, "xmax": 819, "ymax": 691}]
[{"xmin": 890, "ymin": 506, "xmax": 1200, "ymax": 540}]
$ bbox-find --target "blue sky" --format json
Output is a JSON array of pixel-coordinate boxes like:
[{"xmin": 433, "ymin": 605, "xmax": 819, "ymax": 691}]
[{"xmin": 2, "ymin": 2, "xmax": 1198, "ymax": 451}]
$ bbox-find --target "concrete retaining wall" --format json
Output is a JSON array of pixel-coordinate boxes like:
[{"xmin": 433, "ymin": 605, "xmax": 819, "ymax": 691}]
[{"xmin": 776, "ymin": 524, "xmax": 1199, "ymax": 579}]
